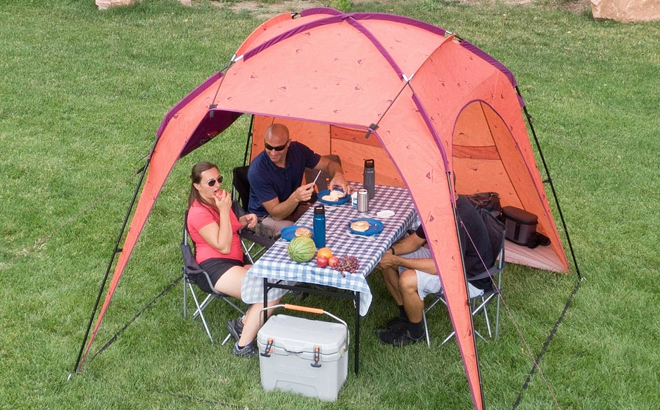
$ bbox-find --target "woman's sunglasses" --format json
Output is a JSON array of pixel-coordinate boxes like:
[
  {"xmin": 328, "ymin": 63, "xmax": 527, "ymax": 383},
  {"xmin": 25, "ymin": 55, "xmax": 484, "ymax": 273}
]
[
  {"xmin": 206, "ymin": 176, "xmax": 223, "ymax": 187},
  {"xmin": 265, "ymin": 141, "xmax": 288, "ymax": 152}
]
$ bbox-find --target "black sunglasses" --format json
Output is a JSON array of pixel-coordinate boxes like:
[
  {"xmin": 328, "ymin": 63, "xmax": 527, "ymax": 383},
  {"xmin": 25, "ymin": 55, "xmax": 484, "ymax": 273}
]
[
  {"xmin": 265, "ymin": 141, "xmax": 288, "ymax": 152},
  {"xmin": 206, "ymin": 176, "xmax": 223, "ymax": 187}
]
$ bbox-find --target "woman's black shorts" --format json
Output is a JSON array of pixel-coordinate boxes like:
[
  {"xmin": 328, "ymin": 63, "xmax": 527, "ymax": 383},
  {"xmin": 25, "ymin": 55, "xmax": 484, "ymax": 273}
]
[{"xmin": 196, "ymin": 258, "xmax": 244, "ymax": 294}]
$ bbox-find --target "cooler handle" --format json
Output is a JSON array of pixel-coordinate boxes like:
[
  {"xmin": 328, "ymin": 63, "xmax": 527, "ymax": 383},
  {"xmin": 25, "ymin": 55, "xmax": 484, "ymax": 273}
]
[
  {"xmin": 261, "ymin": 303, "xmax": 350, "ymax": 347},
  {"xmin": 283, "ymin": 303, "xmax": 323, "ymax": 315}
]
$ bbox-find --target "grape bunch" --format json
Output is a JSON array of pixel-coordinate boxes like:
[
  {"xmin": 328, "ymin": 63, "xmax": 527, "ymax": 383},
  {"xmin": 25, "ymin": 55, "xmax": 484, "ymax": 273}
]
[{"xmin": 333, "ymin": 255, "xmax": 360, "ymax": 276}]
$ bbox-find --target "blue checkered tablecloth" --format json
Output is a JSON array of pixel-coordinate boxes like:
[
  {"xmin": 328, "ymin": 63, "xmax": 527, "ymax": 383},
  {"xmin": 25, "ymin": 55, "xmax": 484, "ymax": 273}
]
[{"xmin": 241, "ymin": 183, "xmax": 418, "ymax": 316}]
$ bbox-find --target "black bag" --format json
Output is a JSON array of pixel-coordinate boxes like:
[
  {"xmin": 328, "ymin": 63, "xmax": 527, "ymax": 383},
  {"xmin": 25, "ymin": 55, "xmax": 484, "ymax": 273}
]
[
  {"xmin": 477, "ymin": 207, "xmax": 505, "ymax": 259},
  {"xmin": 467, "ymin": 192, "xmax": 502, "ymax": 219},
  {"xmin": 466, "ymin": 194, "xmax": 505, "ymax": 258}
]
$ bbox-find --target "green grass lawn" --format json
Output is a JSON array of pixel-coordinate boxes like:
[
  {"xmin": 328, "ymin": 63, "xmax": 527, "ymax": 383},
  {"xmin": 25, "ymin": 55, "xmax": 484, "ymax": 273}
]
[{"xmin": 1, "ymin": 0, "xmax": 659, "ymax": 409}]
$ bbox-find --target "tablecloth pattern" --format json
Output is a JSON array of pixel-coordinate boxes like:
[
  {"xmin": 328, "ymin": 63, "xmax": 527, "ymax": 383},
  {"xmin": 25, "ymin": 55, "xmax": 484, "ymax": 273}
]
[{"xmin": 241, "ymin": 183, "xmax": 418, "ymax": 316}]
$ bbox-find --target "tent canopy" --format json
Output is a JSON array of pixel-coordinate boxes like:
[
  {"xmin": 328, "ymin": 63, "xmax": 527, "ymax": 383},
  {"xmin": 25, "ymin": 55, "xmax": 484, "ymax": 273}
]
[{"xmin": 81, "ymin": 8, "xmax": 569, "ymax": 410}]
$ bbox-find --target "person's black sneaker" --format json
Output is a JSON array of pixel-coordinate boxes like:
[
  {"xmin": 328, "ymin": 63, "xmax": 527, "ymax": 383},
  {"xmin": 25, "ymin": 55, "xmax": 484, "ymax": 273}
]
[
  {"xmin": 232, "ymin": 341, "xmax": 257, "ymax": 358},
  {"xmin": 378, "ymin": 327, "xmax": 423, "ymax": 347},
  {"xmin": 375, "ymin": 316, "xmax": 408, "ymax": 332},
  {"xmin": 226, "ymin": 317, "xmax": 244, "ymax": 342}
]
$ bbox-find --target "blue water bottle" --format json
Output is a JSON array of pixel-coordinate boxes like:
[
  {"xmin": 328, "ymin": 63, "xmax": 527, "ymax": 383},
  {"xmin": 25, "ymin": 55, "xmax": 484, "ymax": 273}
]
[{"xmin": 313, "ymin": 204, "xmax": 326, "ymax": 248}]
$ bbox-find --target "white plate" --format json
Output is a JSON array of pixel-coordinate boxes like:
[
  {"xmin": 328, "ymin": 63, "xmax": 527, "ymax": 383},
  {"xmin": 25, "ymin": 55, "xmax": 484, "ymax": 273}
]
[{"xmin": 376, "ymin": 210, "xmax": 395, "ymax": 218}]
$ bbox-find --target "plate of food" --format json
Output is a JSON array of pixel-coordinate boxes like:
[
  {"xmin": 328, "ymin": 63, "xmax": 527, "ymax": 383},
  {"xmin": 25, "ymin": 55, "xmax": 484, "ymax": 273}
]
[
  {"xmin": 281, "ymin": 225, "xmax": 314, "ymax": 241},
  {"xmin": 318, "ymin": 189, "xmax": 350, "ymax": 205},
  {"xmin": 348, "ymin": 218, "xmax": 383, "ymax": 236}
]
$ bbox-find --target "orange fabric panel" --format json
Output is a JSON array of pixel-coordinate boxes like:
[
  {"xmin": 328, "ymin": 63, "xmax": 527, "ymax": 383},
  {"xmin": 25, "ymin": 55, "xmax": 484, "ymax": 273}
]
[
  {"xmin": 250, "ymin": 117, "xmax": 331, "ymax": 162},
  {"xmin": 251, "ymin": 117, "xmax": 405, "ymax": 187},
  {"xmin": 411, "ymin": 41, "xmax": 568, "ymax": 273},
  {"xmin": 216, "ymin": 24, "xmax": 412, "ymax": 128},
  {"xmin": 452, "ymin": 145, "xmax": 501, "ymax": 160},
  {"xmin": 331, "ymin": 138, "xmax": 404, "ymax": 187},
  {"xmin": 373, "ymin": 89, "xmax": 483, "ymax": 409},
  {"xmin": 234, "ymin": 13, "xmax": 295, "ymax": 57},
  {"xmin": 331, "ymin": 125, "xmax": 382, "ymax": 148}
]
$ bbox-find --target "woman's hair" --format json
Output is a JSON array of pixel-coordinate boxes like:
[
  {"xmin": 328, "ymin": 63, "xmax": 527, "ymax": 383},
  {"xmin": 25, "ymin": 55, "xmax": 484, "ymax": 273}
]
[{"xmin": 188, "ymin": 161, "xmax": 219, "ymax": 207}]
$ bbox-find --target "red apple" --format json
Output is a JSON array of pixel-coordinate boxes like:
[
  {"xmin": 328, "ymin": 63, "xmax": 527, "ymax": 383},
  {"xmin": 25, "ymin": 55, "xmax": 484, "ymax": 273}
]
[
  {"xmin": 328, "ymin": 256, "xmax": 340, "ymax": 268},
  {"xmin": 316, "ymin": 256, "xmax": 328, "ymax": 268}
]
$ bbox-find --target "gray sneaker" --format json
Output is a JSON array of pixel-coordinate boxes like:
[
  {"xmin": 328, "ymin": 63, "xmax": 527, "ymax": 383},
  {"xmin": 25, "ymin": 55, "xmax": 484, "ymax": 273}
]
[
  {"xmin": 232, "ymin": 342, "xmax": 257, "ymax": 358},
  {"xmin": 226, "ymin": 317, "xmax": 244, "ymax": 342}
]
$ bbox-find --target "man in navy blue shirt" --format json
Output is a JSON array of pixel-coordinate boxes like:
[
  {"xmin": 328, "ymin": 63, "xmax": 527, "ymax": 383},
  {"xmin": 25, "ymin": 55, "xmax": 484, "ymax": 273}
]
[{"xmin": 248, "ymin": 123, "xmax": 350, "ymax": 237}]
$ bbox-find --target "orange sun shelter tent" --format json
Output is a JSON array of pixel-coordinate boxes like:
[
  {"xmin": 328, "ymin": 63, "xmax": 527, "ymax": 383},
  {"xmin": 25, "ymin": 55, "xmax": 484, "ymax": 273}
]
[{"xmin": 75, "ymin": 8, "xmax": 570, "ymax": 410}]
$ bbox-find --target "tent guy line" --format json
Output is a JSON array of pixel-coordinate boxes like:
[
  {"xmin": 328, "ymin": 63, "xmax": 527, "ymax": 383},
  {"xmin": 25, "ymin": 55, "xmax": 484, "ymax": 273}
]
[{"xmin": 513, "ymin": 279, "xmax": 583, "ymax": 410}]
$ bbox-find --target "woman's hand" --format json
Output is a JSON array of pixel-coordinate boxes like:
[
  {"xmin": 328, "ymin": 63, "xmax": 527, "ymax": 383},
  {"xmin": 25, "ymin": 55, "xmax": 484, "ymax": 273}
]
[
  {"xmin": 213, "ymin": 189, "xmax": 232, "ymax": 212},
  {"xmin": 241, "ymin": 213, "xmax": 258, "ymax": 230}
]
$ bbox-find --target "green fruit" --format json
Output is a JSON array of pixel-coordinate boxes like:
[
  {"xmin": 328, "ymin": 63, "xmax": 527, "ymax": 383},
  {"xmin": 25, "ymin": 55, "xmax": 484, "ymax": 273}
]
[{"xmin": 287, "ymin": 236, "xmax": 316, "ymax": 263}]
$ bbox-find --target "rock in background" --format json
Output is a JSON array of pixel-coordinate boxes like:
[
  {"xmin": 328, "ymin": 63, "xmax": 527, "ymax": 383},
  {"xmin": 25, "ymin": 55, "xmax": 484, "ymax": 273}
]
[
  {"xmin": 591, "ymin": 0, "xmax": 660, "ymax": 22},
  {"xmin": 96, "ymin": 0, "xmax": 191, "ymax": 10}
]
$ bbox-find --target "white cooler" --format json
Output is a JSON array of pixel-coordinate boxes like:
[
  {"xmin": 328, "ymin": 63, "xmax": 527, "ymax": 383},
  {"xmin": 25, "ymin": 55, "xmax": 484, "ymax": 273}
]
[{"xmin": 257, "ymin": 305, "xmax": 349, "ymax": 401}]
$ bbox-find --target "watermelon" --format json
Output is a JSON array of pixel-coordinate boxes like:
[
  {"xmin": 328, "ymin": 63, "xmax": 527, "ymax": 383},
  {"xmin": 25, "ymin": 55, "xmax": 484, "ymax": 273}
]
[{"xmin": 287, "ymin": 236, "xmax": 316, "ymax": 263}]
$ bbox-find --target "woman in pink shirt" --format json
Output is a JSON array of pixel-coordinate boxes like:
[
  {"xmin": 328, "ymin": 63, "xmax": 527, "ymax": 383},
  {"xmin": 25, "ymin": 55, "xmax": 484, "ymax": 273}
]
[{"xmin": 187, "ymin": 161, "xmax": 270, "ymax": 358}]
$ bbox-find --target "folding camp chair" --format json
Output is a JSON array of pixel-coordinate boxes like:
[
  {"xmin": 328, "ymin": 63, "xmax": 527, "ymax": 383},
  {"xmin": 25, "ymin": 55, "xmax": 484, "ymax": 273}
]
[
  {"xmin": 304, "ymin": 155, "xmax": 342, "ymax": 192},
  {"xmin": 422, "ymin": 233, "xmax": 506, "ymax": 347},
  {"xmin": 231, "ymin": 166, "xmax": 276, "ymax": 263},
  {"xmin": 181, "ymin": 211, "xmax": 246, "ymax": 344}
]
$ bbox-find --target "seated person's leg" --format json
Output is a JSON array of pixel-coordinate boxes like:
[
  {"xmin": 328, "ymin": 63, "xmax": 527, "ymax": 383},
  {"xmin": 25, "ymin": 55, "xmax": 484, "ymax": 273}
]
[
  {"xmin": 259, "ymin": 216, "xmax": 294, "ymax": 238},
  {"xmin": 379, "ymin": 268, "xmax": 427, "ymax": 346},
  {"xmin": 381, "ymin": 265, "xmax": 403, "ymax": 306},
  {"xmin": 378, "ymin": 247, "xmax": 432, "ymax": 331},
  {"xmin": 214, "ymin": 265, "xmax": 282, "ymax": 357},
  {"xmin": 399, "ymin": 269, "xmax": 426, "ymax": 325}
]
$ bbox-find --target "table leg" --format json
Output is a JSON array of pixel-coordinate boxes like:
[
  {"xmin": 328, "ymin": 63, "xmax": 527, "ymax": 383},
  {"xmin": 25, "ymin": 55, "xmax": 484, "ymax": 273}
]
[
  {"xmin": 355, "ymin": 293, "xmax": 360, "ymax": 375},
  {"xmin": 263, "ymin": 278, "xmax": 269, "ymax": 325}
]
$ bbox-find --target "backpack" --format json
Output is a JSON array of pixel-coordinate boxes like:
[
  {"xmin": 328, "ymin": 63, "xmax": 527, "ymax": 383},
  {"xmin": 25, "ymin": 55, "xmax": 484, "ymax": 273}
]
[
  {"xmin": 467, "ymin": 193, "xmax": 505, "ymax": 258},
  {"xmin": 467, "ymin": 191, "xmax": 502, "ymax": 219}
]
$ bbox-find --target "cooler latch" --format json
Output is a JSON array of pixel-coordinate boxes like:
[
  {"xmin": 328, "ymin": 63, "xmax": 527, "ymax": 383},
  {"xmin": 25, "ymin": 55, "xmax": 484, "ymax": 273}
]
[
  {"xmin": 311, "ymin": 345, "xmax": 322, "ymax": 368},
  {"xmin": 261, "ymin": 338, "xmax": 274, "ymax": 357}
]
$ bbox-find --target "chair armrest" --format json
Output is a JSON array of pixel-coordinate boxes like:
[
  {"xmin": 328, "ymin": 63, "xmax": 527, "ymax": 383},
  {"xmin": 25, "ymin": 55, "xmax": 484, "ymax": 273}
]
[
  {"xmin": 239, "ymin": 230, "xmax": 276, "ymax": 248},
  {"xmin": 468, "ymin": 264, "xmax": 504, "ymax": 283}
]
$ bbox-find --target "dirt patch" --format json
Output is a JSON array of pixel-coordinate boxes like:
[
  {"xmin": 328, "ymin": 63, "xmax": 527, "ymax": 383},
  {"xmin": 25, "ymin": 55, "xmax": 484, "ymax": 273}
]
[
  {"xmin": 223, "ymin": 1, "xmax": 326, "ymax": 19},
  {"xmin": 219, "ymin": 0, "xmax": 591, "ymax": 20}
]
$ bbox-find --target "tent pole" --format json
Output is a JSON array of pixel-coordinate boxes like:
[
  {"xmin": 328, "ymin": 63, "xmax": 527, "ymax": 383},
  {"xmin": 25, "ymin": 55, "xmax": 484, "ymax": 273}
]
[
  {"xmin": 243, "ymin": 114, "xmax": 255, "ymax": 166},
  {"xmin": 517, "ymin": 86, "xmax": 582, "ymax": 279},
  {"xmin": 70, "ymin": 152, "xmax": 153, "ymax": 377}
]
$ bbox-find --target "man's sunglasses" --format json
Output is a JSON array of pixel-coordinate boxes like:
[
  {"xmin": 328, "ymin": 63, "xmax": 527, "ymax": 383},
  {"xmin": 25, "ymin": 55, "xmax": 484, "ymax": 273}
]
[
  {"xmin": 206, "ymin": 176, "xmax": 223, "ymax": 187},
  {"xmin": 265, "ymin": 141, "xmax": 288, "ymax": 152}
]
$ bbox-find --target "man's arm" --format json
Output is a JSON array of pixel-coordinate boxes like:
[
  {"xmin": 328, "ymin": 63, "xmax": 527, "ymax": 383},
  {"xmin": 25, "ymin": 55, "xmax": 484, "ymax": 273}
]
[
  {"xmin": 392, "ymin": 256, "xmax": 437, "ymax": 274},
  {"xmin": 262, "ymin": 183, "xmax": 314, "ymax": 220},
  {"xmin": 315, "ymin": 157, "xmax": 350, "ymax": 193},
  {"xmin": 378, "ymin": 231, "xmax": 432, "ymax": 271}
]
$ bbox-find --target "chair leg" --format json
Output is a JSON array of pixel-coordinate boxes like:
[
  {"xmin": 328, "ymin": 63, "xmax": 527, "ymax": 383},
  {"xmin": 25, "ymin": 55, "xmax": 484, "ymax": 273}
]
[
  {"xmin": 183, "ymin": 275, "xmax": 187, "ymax": 319},
  {"xmin": 482, "ymin": 304, "xmax": 492, "ymax": 338},
  {"xmin": 193, "ymin": 294, "xmax": 215, "ymax": 320},
  {"xmin": 187, "ymin": 283, "xmax": 214, "ymax": 343},
  {"xmin": 441, "ymin": 330, "xmax": 455, "ymax": 346},
  {"xmin": 422, "ymin": 310, "xmax": 431, "ymax": 347},
  {"xmin": 495, "ymin": 292, "xmax": 501, "ymax": 340},
  {"xmin": 423, "ymin": 295, "xmax": 448, "ymax": 347}
]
